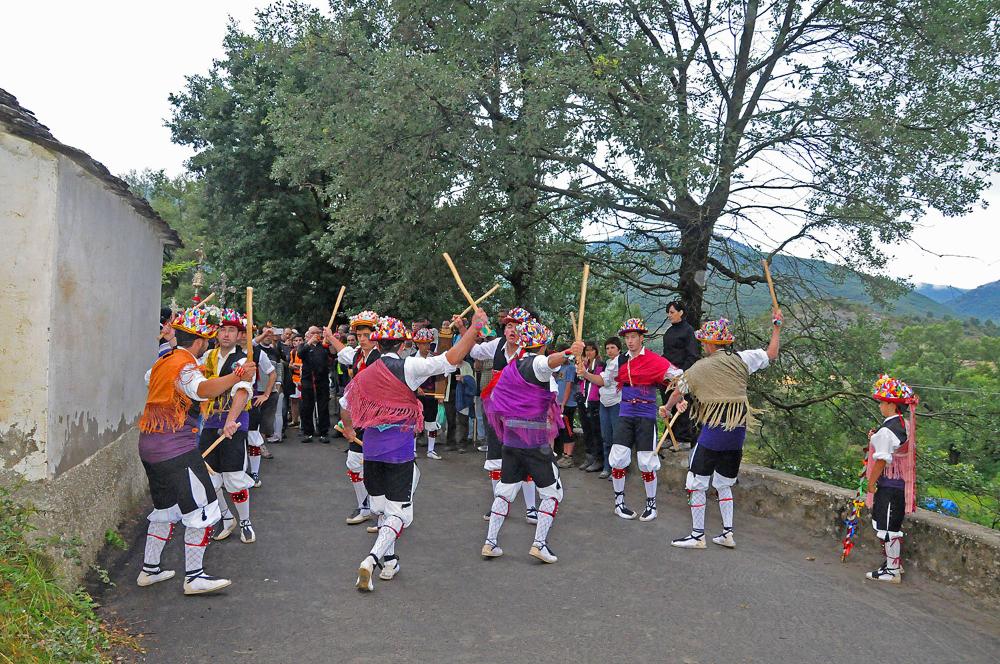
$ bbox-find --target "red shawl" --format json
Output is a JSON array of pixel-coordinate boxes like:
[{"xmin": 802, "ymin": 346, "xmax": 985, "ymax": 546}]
[
  {"xmin": 343, "ymin": 360, "xmax": 424, "ymax": 432},
  {"xmin": 620, "ymin": 349, "xmax": 674, "ymax": 390}
]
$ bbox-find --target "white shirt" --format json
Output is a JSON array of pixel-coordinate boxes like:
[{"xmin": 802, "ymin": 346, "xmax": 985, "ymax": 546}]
[
  {"xmin": 598, "ymin": 355, "xmax": 622, "ymax": 407},
  {"xmin": 470, "ymin": 337, "xmax": 518, "ymax": 364},
  {"xmin": 337, "ymin": 345, "xmax": 379, "ymax": 367},
  {"xmin": 144, "ymin": 348, "xmax": 208, "ymax": 402},
  {"xmin": 871, "ymin": 416, "xmax": 905, "ymax": 463},
  {"xmin": 199, "ymin": 346, "xmax": 254, "ymax": 397}
]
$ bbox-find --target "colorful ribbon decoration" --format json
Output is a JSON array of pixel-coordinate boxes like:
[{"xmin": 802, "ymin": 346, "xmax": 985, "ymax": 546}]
[{"xmin": 840, "ymin": 445, "xmax": 870, "ymax": 561}]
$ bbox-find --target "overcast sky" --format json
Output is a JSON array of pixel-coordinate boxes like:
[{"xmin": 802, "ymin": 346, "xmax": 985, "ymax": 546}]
[{"xmin": 2, "ymin": 1, "xmax": 996, "ymax": 289}]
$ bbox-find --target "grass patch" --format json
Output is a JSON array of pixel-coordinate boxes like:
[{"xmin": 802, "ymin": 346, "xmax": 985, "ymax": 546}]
[{"xmin": 0, "ymin": 488, "xmax": 141, "ymax": 663}]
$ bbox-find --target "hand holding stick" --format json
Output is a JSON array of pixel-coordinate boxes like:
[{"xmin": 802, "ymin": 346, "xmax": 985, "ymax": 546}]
[
  {"xmin": 327, "ymin": 285, "xmax": 346, "ymax": 330},
  {"xmin": 654, "ymin": 409, "xmax": 683, "ymax": 454}
]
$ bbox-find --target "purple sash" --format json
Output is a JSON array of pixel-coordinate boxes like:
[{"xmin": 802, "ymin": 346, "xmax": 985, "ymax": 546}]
[
  {"xmin": 362, "ymin": 425, "xmax": 416, "ymax": 463},
  {"xmin": 483, "ymin": 361, "xmax": 561, "ymax": 449}
]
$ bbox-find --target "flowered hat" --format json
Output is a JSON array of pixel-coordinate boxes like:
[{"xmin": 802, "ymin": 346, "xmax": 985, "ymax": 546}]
[
  {"xmin": 500, "ymin": 307, "xmax": 535, "ymax": 326},
  {"xmin": 695, "ymin": 318, "xmax": 734, "ymax": 345},
  {"xmin": 350, "ymin": 310, "xmax": 380, "ymax": 330},
  {"xmin": 371, "ymin": 316, "xmax": 412, "ymax": 341},
  {"xmin": 171, "ymin": 305, "xmax": 222, "ymax": 339},
  {"xmin": 413, "ymin": 328, "xmax": 435, "ymax": 344},
  {"xmin": 618, "ymin": 317, "xmax": 649, "ymax": 335},
  {"xmin": 517, "ymin": 320, "xmax": 552, "ymax": 349},
  {"xmin": 219, "ymin": 308, "xmax": 247, "ymax": 331},
  {"xmin": 872, "ymin": 374, "xmax": 917, "ymax": 404}
]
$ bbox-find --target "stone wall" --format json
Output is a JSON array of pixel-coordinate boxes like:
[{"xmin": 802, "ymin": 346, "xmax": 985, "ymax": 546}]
[{"xmin": 659, "ymin": 454, "xmax": 1000, "ymax": 602}]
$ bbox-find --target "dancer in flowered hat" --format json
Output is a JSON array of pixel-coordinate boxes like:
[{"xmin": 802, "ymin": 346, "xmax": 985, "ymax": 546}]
[
  {"xmin": 469, "ymin": 307, "xmax": 541, "ymax": 524},
  {"xmin": 412, "ymin": 328, "xmax": 444, "ymax": 459},
  {"xmin": 340, "ymin": 312, "xmax": 488, "ymax": 591},
  {"xmin": 325, "ymin": 310, "xmax": 382, "ymax": 525},
  {"xmin": 580, "ymin": 316, "xmax": 682, "ymax": 521},
  {"xmin": 662, "ymin": 308, "xmax": 782, "ymax": 549},
  {"xmin": 481, "ymin": 321, "xmax": 581, "ymax": 563},
  {"xmin": 136, "ymin": 306, "xmax": 257, "ymax": 595},
  {"xmin": 864, "ymin": 374, "xmax": 919, "ymax": 584}
]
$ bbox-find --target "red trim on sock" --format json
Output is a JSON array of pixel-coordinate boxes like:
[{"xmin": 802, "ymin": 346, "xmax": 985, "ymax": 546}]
[
  {"xmin": 718, "ymin": 497, "xmax": 733, "ymax": 502},
  {"xmin": 247, "ymin": 446, "xmax": 262, "ymax": 456},
  {"xmin": 230, "ymin": 489, "xmax": 249, "ymax": 503},
  {"xmin": 347, "ymin": 470, "xmax": 364, "ymax": 483},
  {"xmin": 489, "ymin": 470, "xmax": 502, "ymax": 481},
  {"xmin": 611, "ymin": 468, "xmax": 627, "ymax": 479},
  {"xmin": 641, "ymin": 471, "xmax": 655, "ymax": 482}
]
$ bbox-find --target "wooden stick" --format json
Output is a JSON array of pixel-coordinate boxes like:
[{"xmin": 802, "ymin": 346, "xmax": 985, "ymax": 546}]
[
  {"xmin": 654, "ymin": 410, "xmax": 683, "ymax": 454},
  {"xmin": 761, "ymin": 259, "xmax": 779, "ymax": 311},
  {"xmin": 450, "ymin": 283, "xmax": 500, "ymax": 328},
  {"xmin": 442, "ymin": 252, "xmax": 478, "ymax": 308},
  {"xmin": 576, "ymin": 263, "xmax": 590, "ymax": 341},
  {"xmin": 334, "ymin": 421, "xmax": 361, "ymax": 445},
  {"xmin": 245, "ymin": 287, "xmax": 254, "ymax": 356},
  {"xmin": 201, "ymin": 433, "xmax": 227, "ymax": 459},
  {"xmin": 193, "ymin": 293, "xmax": 215, "ymax": 309},
  {"xmin": 569, "ymin": 312, "xmax": 578, "ymax": 339},
  {"xmin": 327, "ymin": 285, "xmax": 346, "ymax": 329}
]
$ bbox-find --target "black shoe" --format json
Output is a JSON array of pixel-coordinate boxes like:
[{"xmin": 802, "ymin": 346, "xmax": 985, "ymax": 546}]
[
  {"xmin": 300, "ymin": 435, "xmax": 314, "ymax": 443},
  {"xmin": 318, "ymin": 436, "xmax": 330, "ymax": 444}
]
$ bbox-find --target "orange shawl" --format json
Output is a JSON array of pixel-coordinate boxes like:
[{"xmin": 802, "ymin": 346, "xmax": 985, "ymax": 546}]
[{"xmin": 138, "ymin": 348, "xmax": 200, "ymax": 433}]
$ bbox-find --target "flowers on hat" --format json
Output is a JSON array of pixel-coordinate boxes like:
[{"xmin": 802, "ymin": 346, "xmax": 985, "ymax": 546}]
[
  {"xmin": 171, "ymin": 305, "xmax": 222, "ymax": 339},
  {"xmin": 219, "ymin": 308, "xmax": 247, "ymax": 331},
  {"xmin": 413, "ymin": 328, "xmax": 435, "ymax": 344},
  {"xmin": 872, "ymin": 374, "xmax": 916, "ymax": 404},
  {"xmin": 695, "ymin": 318, "xmax": 735, "ymax": 345},
  {"xmin": 517, "ymin": 320, "xmax": 552, "ymax": 349},
  {"xmin": 371, "ymin": 316, "xmax": 412, "ymax": 341},
  {"xmin": 350, "ymin": 310, "xmax": 380, "ymax": 330},
  {"xmin": 618, "ymin": 317, "xmax": 649, "ymax": 335},
  {"xmin": 500, "ymin": 307, "xmax": 535, "ymax": 326}
]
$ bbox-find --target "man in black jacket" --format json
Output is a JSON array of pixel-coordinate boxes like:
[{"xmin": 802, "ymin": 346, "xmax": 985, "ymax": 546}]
[
  {"xmin": 297, "ymin": 326, "xmax": 333, "ymax": 443},
  {"xmin": 661, "ymin": 300, "xmax": 701, "ymax": 446}
]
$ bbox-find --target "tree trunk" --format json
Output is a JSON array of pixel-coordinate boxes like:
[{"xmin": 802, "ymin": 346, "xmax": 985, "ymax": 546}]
[{"xmin": 674, "ymin": 204, "xmax": 714, "ymax": 325}]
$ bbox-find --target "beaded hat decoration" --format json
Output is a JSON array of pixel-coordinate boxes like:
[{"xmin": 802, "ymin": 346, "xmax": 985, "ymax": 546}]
[
  {"xmin": 517, "ymin": 320, "xmax": 551, "ymax": 349},
  {"xmin": 350, "ymin": 310, "xmax": 380, "ymax": 330},
  {"xmin": 500, "ymin": 307, "xmax": 535, "ymax": 326},
  {"xmin": 218, "ymin": 308, "xmax": 247, "ymax": 331},
  {"xmin": 872, "ymin": 374, "xmax": 917, "ymax": 404},
  {"xmin": 695, "ymin": 318, "xmax": 735, "ymax": 345},
  {"xmin": 171, "ymin": 305, "xmax": 222, "ymax": 339},
  {"xmin": 413, "ymin": 328, "xmax": 435, "ymax": 344},
  {"xmin": 371, "ymin": 316, "xmax": 412, "ymax": 341},
  {"xmin": 618, "ymin": 317, "xmax": 649, "ymax": 335}
]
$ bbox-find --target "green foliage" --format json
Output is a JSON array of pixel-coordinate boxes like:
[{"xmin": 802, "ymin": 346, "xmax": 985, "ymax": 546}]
[
  {"xmin": 0, "ymin": 489, "xmax": 113, "ymax": 662},
  {"xmin": 103, "ymin": 529, "xmax": 127, "ymax": 552}
]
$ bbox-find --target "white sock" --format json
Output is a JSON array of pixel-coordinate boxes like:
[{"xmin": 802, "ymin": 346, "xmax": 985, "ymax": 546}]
[
  {"xmin": 885, "ymin": 534, "xmax": 903, "ymax": 571},
  {"xmin": 612, "ymin": 475, "xmax": 626, "ymax": 498},
  {"xmin": 249, "ymin": 454, "xmax": 261, "ymax": 475},
  {"xmin": 352, "ymin": 480, "xmax": 369, "ymax": 511},
  {"xmin": 216, "ymin": 488, "xmax": 233, "ymax": 521},
  {"xmin": 689, "ymin": 490, "xmax": 706, "ymax": 533},
  {"xmin": 231, "ymin": 491, "xmax": 250, "ymax": 522},
  {"xmin": 532, "ymin": 497, "xmax": 558, "ymax": 548},
  {"xmin": 427, "ymin": 430, "xmax": 437, "ymax": 454},
  {"xmin": 486, "ymin": 496, "xmax": 510, "ymax": 546},
  {"xmin": 523, "ymin": 480, "xmax": 537, "ymax": 510},
  {"xmin": 143, "ymin": 522, "xmax": 173, "ymax": 571},
  {"xmin": 370, "ymin": 515, "xmax": 402, "ymax": 559},
  {"xmin": 643, "ymin": 473, "xmax": 657, "ymax": 499},
  {"xmin": 184, "ymin": 526, "xmax": 210, "ymax": 576},
  {"xmin": 718, "ymin": 485, "xmax": 734, "ymax": 529}
]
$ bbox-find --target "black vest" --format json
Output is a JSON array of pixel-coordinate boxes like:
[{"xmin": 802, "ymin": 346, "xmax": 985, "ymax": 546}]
[
  {"xmin": 516, "ymin": 354, "xmax": 549, "ymax": 389},
  {"xmin": 352, "ymin": 347, "xmax": 382, "ymax": 375},
  {"xmin": 493, "ymin": 341, "xmax": 514, "ymax": 372},
  {"xmin": 880, "ymin": 415, "xmax": 907, "ymax": 444},
  {"xmin": 380, "ymin": 356, "xmax": 409, "ymax": 388}
]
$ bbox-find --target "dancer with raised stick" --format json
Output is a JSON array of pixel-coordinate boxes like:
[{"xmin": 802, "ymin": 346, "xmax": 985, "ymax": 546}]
[
  {"xmin": 136, "ymin": 305, "xmax": 256, "ymax": 595},
  {"xmin": 341, "ymin": 310, "xmax": 488, "ymax": 591},
  {"xmin": 662, "ymin": 263, "xmax": 782, "ymax": 549}
]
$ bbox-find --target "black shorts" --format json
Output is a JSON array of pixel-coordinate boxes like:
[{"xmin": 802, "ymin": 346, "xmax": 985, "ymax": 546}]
[
  {"xmin": 689, "ymin": 444, "xmax": 743, "ymax": 479},
  {"xmin": 420, "ymin": 395, "xmax": 438, "ymax": 423},
  {"xmin": 199, "ymin": 427, "xmax": 248, "ymax": 473},
  {"xmin": 142, "ymin": 450, "xmax": 215, "ymax": 515},
  {"xmin": 485, "ymin": 418, "xmax": 502, "ymax": 461},
  {"xmin": 248, "ymin": 399, "xmax": 263, "ymax": 431},
  {"xmin": 613, "ymin": 416, "xmax": 657, "ymax": 452},
  {"xmin": 872, "ymin": 485, "xmax": 905, "ymax": 532},
  {"xmin": 499, "ymin": 445, "xmax": 558, "ymax": 489},
  {"xmin": 364, "ymin": 459, "xmax": 415, "ymax": 502}
]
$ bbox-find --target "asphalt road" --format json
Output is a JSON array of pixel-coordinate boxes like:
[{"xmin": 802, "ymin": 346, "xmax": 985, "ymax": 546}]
[{"xmin": 99, "ymin": 435, "xmax": 1000, "ymax": 663}]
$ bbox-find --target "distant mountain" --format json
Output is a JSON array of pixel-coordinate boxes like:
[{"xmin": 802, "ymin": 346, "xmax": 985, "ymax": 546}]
[
  {"xmin": 915, "ymin": 283, "xmax": 971, "ymax": 304},
  {"xmin": 945, "ymin": 280, "xmax": 1000, "ymax": 322},
  {"xmin": 622, "ymin": 240, "xmax": 966, "ymax": 331}
]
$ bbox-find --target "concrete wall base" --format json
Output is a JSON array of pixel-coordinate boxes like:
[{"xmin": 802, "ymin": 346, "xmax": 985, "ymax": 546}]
[
  {"xmin": 9, "ymin": 427, "xmax": 147, "ymax": 586},
  {"xmin": 659, "ymin": 454, "xmax": 1000, "ymax": 602}
]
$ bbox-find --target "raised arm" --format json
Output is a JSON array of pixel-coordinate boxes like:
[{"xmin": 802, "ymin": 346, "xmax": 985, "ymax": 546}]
[{"xmin": 766, "ymin": 308, "xmax": 783, "ymax": 362}]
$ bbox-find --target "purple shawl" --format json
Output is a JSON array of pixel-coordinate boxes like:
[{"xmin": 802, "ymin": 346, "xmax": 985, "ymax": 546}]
[{"xmin": 483, "ymin": 360, "xmax": 562, "ymax": 448}]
